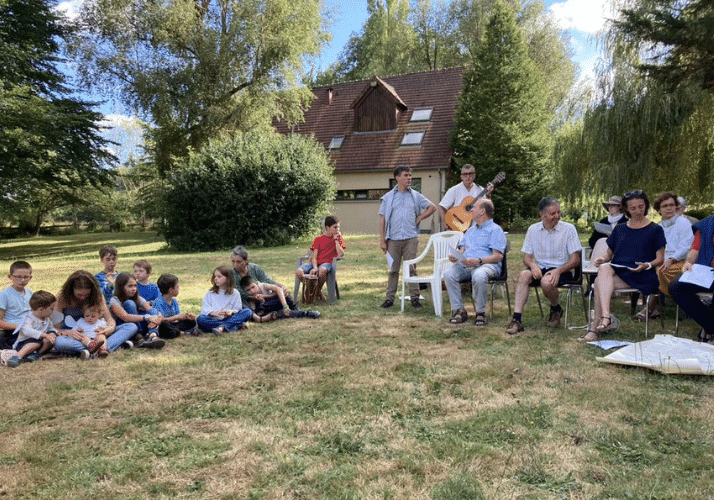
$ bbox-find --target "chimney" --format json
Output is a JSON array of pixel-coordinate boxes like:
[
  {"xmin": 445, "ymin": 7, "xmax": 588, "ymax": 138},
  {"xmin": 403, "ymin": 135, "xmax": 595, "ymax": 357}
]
[{"xmin": 327, "ymin": 88, "xmax": 333, "ymax": 106}]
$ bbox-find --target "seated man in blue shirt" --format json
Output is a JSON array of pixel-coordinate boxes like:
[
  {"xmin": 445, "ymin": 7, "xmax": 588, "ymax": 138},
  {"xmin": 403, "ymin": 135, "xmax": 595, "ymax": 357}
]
[{"xmin": 443, "ymin": 199, "xmax": 507, "ymax": 326}]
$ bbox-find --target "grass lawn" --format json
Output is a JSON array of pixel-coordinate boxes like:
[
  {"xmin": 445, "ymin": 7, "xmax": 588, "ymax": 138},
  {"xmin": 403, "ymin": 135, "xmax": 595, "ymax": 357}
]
[{"xmin": 0, "ymin": 231, "xmax": 713, "ymax": 500}]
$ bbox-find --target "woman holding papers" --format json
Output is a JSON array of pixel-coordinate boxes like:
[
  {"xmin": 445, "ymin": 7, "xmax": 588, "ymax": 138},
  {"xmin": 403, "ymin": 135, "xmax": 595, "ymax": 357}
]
[
  {"xmin": 588, "ymin": 196, "xmax": 627, "ymax": 250},
  {"xmin": 669, "ymin": 214, "xmax": 714, "ymax": 343},
  {"xmin": 581, "ymin": 190, "xmax": 666, "ymax": 341}
]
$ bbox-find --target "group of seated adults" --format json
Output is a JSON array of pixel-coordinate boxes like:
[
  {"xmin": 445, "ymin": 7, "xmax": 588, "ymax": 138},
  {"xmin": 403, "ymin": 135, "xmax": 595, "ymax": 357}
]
[{"xmin": 442, "ymin": 192, "xmax": 713, "ymax": 343}]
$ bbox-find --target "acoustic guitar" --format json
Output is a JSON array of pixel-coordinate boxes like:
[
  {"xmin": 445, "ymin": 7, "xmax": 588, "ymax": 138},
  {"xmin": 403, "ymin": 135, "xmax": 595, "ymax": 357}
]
[{"xmin": 444, "ymin": 172, "xmax": 506, "ymax": 232}]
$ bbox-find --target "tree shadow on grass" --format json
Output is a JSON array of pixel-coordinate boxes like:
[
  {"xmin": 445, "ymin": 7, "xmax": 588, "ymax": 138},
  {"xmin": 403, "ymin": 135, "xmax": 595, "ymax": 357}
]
[{"xmin": 0, "ymin": 232, "xmax": 168, "ymax": 260}]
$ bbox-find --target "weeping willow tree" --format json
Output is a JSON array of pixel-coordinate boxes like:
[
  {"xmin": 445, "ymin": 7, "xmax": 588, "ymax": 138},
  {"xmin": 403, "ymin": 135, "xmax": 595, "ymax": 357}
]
[{"xmin": 554, "ymin": 0, "xmax": 714, "ymax": 216}]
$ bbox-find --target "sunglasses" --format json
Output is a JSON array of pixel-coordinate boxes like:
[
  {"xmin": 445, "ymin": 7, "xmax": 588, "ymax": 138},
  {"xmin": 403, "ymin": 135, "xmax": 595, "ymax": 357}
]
[{"xmin": 624, "ymin": 189, "xmax": 644, "ymax": 199}]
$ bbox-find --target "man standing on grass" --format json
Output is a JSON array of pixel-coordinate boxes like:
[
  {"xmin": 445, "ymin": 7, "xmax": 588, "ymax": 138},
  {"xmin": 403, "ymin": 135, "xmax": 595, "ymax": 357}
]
[
  {"xmin": 438, "ymin": 163, "xmax": 492, "ymax": 231},
  {"xmin": 505, "ymin": 197, "xmax": 582, "ymax": 335},
  {"xmin": 443, "ymin": 198, "xmax": 506, "ymax": 327},
  {"xmin": 379, "ymin": 166, "xmax": 436, "ymax": 309}
]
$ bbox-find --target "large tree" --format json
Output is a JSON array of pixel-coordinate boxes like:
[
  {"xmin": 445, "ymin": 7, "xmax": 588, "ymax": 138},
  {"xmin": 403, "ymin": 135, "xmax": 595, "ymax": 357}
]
[
  {"xmin": 0, "ymin": 0, "xmax": 115, "ymax": 233},
  {"xmin": 451, "ymin": 0, "xmax": 551, "ymax": 222},
  {"xmin": 612, "ymin": 0, "xmax": 714, "ymax": 90},
  {"xmin": 72, "ymin": 0, "xmax": 328, "ymax": 173}
]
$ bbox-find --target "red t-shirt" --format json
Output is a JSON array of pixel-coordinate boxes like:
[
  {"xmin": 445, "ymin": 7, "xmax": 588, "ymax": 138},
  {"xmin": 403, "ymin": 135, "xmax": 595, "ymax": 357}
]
[{"xmin": 311, "ymin": 234, "xmax": 347, "ymax": 265}]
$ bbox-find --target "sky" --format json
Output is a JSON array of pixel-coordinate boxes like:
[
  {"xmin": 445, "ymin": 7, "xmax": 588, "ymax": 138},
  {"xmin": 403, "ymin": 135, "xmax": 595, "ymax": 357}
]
[{"xmin": 56, "ymin": 0, "xmax": 618, "ymax": 158}]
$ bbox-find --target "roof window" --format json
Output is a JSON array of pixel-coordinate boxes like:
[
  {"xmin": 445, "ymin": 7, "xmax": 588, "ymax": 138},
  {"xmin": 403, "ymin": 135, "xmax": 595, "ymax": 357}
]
[
  {"xmin": 328, "ymin": 136, "xmax": 345, "ymax": 149},
  {"xmin": 410, "ymin": 108, "xmax": 433, "ymax": 122},
  {"xmin": 401, "ymin": 131, "xmax": 425, "ymax": 146}
]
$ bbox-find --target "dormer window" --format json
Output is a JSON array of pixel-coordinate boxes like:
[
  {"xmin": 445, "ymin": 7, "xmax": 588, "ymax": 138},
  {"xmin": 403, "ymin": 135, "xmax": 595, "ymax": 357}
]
[
  {"xmin": 328, "ymin": 136, "xmax": 344, "ymax": 150},
  {"xmin": 410, "ymin": 108, "xmax": 433, "ymax": 122},
  {"xmin": 401, "ymin": 131, "xmax": 425, "ymax": 146}
]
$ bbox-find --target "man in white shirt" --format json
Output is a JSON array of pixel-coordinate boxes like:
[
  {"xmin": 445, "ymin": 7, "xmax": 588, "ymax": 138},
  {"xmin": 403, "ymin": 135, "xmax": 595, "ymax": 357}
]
[
  {"xmin": 438, "ymin": 164, "xmax": 492, "ymax": 231},
  {"xmin": 506, "ymin": 198, "xmax": 582, "ymax": 335}
]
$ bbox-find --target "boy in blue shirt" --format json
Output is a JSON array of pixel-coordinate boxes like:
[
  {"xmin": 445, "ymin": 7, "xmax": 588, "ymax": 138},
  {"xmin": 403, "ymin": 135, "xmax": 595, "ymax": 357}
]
[
  {"xmin": 152, "ymin": 274, "xmax": 198, "ymax": 338},
  {"xmin": 95, "ymin": 245, "xmax": 119, "ymax": 305},
  {"xmin": 0, "ymin": 261, "xmax": 33, "ymax": 349},
  {"xmin": 134, "ymin": 259, "xmax": 161, "ymax": 305}
]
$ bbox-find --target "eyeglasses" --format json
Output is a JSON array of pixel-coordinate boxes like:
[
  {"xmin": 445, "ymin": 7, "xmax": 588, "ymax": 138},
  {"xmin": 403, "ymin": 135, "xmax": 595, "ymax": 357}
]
[
  {"xmin": 624, "ymin": 190, "xmax": 643, "ymax": 199},
  {"xmin": 10, "ymin": 275, "xmax": 32, "ymax": 280},
  {"xmin": 461, "ymin": 172, "xmax": 476, "ymax": 177}
]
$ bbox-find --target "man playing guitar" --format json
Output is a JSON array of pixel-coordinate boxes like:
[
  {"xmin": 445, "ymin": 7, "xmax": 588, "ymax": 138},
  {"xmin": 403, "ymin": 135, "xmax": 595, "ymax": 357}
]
[{"xmin": 438, "ymin": 164, "xmax": 493, "ymax": 231}]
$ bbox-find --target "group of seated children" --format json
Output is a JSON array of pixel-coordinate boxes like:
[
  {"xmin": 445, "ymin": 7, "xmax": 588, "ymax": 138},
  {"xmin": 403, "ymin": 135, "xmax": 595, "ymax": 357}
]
[{"xmin": 0, "ymin": 216, "xmax": 345, "ymax": 366}]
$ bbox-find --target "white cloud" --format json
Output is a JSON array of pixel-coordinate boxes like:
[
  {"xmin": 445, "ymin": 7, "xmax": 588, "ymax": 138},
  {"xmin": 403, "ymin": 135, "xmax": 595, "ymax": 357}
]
[
  {"xmin": 54, "ymin": 0, "xmax": 83, "ymax": 20},
  {"xmin": 549, "ymin": 0, "xmax": 616, "ymax": 35}
]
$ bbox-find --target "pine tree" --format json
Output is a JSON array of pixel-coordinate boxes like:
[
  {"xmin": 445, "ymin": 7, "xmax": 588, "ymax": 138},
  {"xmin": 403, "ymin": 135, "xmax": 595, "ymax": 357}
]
[{"xmin": 451, "ymin": 0, "xmax": 550, "ymax": 222}]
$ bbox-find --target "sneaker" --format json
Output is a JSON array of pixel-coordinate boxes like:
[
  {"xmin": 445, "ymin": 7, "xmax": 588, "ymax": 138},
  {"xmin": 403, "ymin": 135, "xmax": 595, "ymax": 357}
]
[
  {"xmin": 212, "ymin": 327, "xmax": 224, "ymax": 336},
  {"xmin": 547, "ymin": 309, "xmax": 562, "ymax": 328},
  {"xmin": 305, "ymin": 310, "xmax": 321, "ymax": 319},
  {"xmin": 123, "ymin": 340, "xmax": 134, "ymax": 349},
  {"xmin": 6, "ymin": 355, "xmax": 21, "ymax": 368},
  {"xmin": 380, "ymin": 300, "xmax": 394, "ymax": 308},
  {"xmin": 189, "ymin": 327, "xmax": 201, "ymax": 336},
  {"xmin": 505, "ymin": 319, "xmax": 524, "ymax": 336},
  {"xmin": 411, "ymin": 299, "xmax": 423, "ymax": 309},
  {"xmin": 25, "ymin": 352, "xmax": 41, "ymax": 362},
  {"xmin": 80, "ymin": 350, "xmax": 91, "ymax": 360},
  {"xmin": 141, "ymin": 334, "xmax": 165, "ymax": 349}
]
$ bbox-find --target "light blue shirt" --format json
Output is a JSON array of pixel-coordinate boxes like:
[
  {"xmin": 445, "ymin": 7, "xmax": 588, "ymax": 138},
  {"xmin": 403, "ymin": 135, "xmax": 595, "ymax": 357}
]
[
  {"xmin": 459, "ymin": 219, "xmax": 507, "ymax": 268},
  {"xmin": 0, "ymin": 286, "xmax": 32, "ymax": 325},
  {"xmin": 379, "ymin": 187, "xmax": 432, "ymax": 241}
]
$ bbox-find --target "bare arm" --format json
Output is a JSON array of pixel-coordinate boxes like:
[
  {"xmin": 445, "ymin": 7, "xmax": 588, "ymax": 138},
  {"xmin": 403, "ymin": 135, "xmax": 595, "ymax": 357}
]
[
  {"xmin": 0, "ymin": 309, "xmax": 17, "ymax": 331},
  {"xmin": 523, "ymin": 253, "xmax": 542, "ymax": 280},
  {"xmin": 379, "ymin": 214, "xmax": 387, "ymax": 253},
  {"xmin": 416, "ymin": 203, "xmax": 436, "ymax": 225}
]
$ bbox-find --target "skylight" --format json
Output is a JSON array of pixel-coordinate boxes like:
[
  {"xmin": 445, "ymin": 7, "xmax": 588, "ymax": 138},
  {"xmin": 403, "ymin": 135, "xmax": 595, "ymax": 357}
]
[
  {"xmin": 410, "ymin": 108, "xmax": 433, "ymax": 122},
  {"xmin": 328, "ymin": 136, "xmax": 344, "ymax": 149},
  {"xmin": 401, "ymin": 131, "xmax": 425, "ymax": 146}
]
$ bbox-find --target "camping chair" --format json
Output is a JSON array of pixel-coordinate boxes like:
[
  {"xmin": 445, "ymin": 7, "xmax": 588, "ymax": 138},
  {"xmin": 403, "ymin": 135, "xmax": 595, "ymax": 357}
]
[
  {"xmin": 531, "ymin": 263, "xmax": 588, "ymax": 330},
  {"xmin": 400, "ymin": 231, "xmax": 462, "ymax": 316},
  {"xmin": 294, "ymin": 252, "xmax": 341, "ymax": 304}
]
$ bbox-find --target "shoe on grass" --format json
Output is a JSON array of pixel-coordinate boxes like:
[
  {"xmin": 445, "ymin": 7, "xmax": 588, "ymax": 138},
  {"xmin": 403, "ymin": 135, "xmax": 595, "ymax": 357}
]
[
  {"xmin": 547, "ymin": 309, "xmax": 562, "ymax": 328},
  {"xmin": 411, "ymin": 299, "xmax": 423, "ymax": 309},
  {"xmin": 212, "ymin": 327, "xmax": 224, "ymax": 336},
  {"xmin": 380, "ymin": 300, "xmax": 394, "ymax": 308},
  {"xmin": 80, "ymin": 349, "xmax": 91, "ymax": 360},
  {"xmin": 141, "ymin": 334, "xmax": 165, "ymax": 349},
  {"xmin": 7, "ymin": 355, "xmax": 21, "ymax": 368},
  {"xmin": 25, "ymin": 352, "xmax": 41, "ymax": 362},
  {"xmin": 305, "ymin": 310, "xmax": 320, "ymax": 319},
  {"xmin": 505, "ymin": 319, "xmax": 524, "ymax": 336}
]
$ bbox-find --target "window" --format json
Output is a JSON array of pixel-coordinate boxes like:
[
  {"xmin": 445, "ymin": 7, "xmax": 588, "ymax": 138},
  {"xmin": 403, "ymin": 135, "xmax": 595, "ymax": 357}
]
[
  {"xmin": 328, "ymin": 136, "xmax": 344, "ymax": 149},
  {"xmin": 336, "ymin": 189, "xmax": 390, "ymax": 201},
  {"xmin": 410, "ymin": 108, "xmax": 433, "ymax": 122},
  {"xmin": 389, "ymin": 178, "xmax": 422, "ymax": 192},
  {"xmin": 401, "ymin": 131, "xmax": 425, "ymax": 146}
]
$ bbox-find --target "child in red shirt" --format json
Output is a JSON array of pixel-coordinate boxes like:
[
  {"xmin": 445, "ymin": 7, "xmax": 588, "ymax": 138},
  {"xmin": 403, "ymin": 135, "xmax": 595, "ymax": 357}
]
[{"xmin": 296, "ymin": 216, "xmax": 346, "ymax": 298}]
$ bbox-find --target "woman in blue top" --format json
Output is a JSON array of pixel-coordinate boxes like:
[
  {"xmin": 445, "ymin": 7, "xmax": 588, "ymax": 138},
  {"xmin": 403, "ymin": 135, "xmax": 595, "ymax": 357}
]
[{"xmin": 582, "ymin": 190, "xmax": 666, "ymax": 340}]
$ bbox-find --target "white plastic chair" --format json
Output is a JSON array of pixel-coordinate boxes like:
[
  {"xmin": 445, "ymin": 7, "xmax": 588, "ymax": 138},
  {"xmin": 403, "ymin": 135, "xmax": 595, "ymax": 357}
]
[{"xmin": 400, "ymin": 231, "xmax": 462, "ymax": 316}]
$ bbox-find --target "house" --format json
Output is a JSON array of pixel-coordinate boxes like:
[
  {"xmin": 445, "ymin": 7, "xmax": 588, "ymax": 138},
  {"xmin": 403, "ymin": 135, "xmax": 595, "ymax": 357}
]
[{"xmin": 274, "ymin": 67, "xmax": 465, "ymax": 234}]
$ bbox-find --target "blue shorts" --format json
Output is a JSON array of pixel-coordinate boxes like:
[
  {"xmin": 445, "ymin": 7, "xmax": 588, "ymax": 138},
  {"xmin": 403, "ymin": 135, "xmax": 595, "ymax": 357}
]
[
  {"xmin": 299, "ymin": 262, "xmax": 333, "ymax": 274},
  {"xmin": 14, "ymin": 338, "xmax": 41, "ymax": 351}
]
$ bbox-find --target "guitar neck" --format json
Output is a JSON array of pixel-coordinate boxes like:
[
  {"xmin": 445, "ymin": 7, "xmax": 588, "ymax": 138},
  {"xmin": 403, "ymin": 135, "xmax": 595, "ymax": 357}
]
[{"xmin": 466, "ymin": 183, "xmax": 492, "ymax": 210}]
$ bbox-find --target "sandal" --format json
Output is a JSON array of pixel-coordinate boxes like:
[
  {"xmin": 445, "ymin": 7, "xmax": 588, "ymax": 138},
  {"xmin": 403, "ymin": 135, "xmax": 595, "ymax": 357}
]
[
  {"xmin": 595, "ymin": 316, "xmax": 617, "ymax": 334},
  {"xmin": 449, "ymin": 309, "xmax": 468, "ymax": 324},
  {"xmin": 579, "ymin": 330, "xmax": 599, "ymax": 341},
  {"xmin": 258, "ymin": 311, "xmax": 279, "ymax": 323},
  {"xmin": 87, "ymin": 339, "xmax": 101, "ymax": 354},
  {"xmin": 697, "ymin": 329, "xmax": 714, "ymax": 344},
  {"xmin": 636, "ymin": 306, "xmax": 661, "ymax": 321},
  {"xmin": 474, "ymin": 313, "xmax": 487, "ymax": 327}
]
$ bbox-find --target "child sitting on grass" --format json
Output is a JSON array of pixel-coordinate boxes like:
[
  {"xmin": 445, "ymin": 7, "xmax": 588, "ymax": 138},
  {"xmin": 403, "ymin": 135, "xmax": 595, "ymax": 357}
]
[
  {"xmin": 134, "ymin": 259, "xmax": 161, "ymax": 306},
  {"xmin": 240, "ymin": 276, "xmax": 320, "ymax": 320},
  {"xmin": 7, "ymin": 290, "xmax": 57, "ymax": 367},
  {"xmin": 197, "ymin": 266, "xmax": 252, "ymax": 335},
  {"xmin": 109, "ymin": 273, "xmax": 165, "ymax": 349},
  {"xmin": 152, "ymin": 274, "xmax": 199, "ymax": 338},
  {"xmin": 65, "ymin": 304, "xmax": 110, "ymax": 358}
]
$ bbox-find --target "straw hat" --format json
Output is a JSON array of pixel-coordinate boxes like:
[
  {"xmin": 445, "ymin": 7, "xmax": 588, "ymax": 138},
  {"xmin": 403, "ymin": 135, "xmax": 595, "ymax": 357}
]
[{"xmin": 602, "ymin": 196, "xmax": 622, "ymax": 209}]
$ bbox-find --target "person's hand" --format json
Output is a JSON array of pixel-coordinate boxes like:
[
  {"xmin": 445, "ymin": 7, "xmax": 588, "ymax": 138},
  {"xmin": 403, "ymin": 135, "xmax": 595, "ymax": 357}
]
[
  {"xmin": 531, "ymin": 266, "xmax": 543, "ymax": 280},
  {"xmin": 76, "ymin": 327, "xmax": 84, "ymax": 333},
  {"xmin": 380, "ymin": 239, "xmax": 388, "ymax": 253},
  {"xmin": 448, "ymin": 255, "xmax": 458, "ymax": 263},
  {"xmin": 542, "ymin": 269, "xmax": 561, "ymax": 286},
  {"xmin": 633, "ymin": 262, "xmax": 649, "ymax": 273},
  {"xmin": 659, "ymin": 258, "xmax": 673, "ymax": 272},
  {"xmin": 63, "ymin": 329, "xmax": 85, "ymax": 341},
  {"xmin": 309, "ymin": 267, "xmax": 318, "ymax": 276},
  {"xmin": 44, "ymin": 332, "xmax": 57, "ymax": 345},
  {"xmin": 97, "ymin": 325, "xmax": 114, "ymax": 336},
  {"xmin": 106, "ymin": 272, "xmax": 117, "ymax": 284},
  {"xmin": 682, "ymin": 261, "xmax": 693, "ymax": 273},
  {"xmin": 593, "ymin": 257, "xmax": 607, "ymax": 267}
]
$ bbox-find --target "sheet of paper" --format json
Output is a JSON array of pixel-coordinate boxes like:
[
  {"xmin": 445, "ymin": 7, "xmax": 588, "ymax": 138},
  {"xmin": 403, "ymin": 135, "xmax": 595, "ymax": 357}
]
[
  {"xmin": 386, "ymin": 251, "xmax": 394, "ymax": 270},
  {"xmin": 593, "ymin": 222, "xmax": 613, "ymax": 235},
  {"xmin": 587, "ymin": 339, "xmax": 633, "ymax": 350},
  {"xmin": 679, "ymin": 264, "xmax": 714, "ymax": 288},
  {"xmin": 449, "ymin": 246, "xmax": 464, "ymax": 263},
  {"xmin": 610, "ymin": 263, "xmax": 639, "ymax": 271}
]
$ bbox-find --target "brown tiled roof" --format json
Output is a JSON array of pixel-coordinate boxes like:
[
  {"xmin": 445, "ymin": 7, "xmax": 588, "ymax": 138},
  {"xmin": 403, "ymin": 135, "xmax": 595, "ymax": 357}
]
[{"xmin": 274, "ymin": 67, "xmax": 464, "ymax": 173}]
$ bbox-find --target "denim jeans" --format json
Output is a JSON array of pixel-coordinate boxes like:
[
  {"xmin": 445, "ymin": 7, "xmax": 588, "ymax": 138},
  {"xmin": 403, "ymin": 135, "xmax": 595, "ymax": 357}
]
[
  {"xmin": 119, "ymin": 299, "xmax": 158, "ymax": 336},
  {"xmin": 444, "ymin": 262, "xmax": 500, "ymax": 313},
  {"xmin": 54, "ymin": 322, "xmax": 138, "ymax": 354},
  {"xmin": 299, "ymin": 262, "xmax": 333, "ymax": 274},
  {"xmin": 197, "ymin": 309, "xmax": 252, "ymax": 332}
]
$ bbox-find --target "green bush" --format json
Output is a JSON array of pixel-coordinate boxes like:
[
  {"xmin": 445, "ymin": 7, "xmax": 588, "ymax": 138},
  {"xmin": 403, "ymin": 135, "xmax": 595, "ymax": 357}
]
[{"xmin": 162, "ymin": 131, "xmax": 336, "ymax": 251}]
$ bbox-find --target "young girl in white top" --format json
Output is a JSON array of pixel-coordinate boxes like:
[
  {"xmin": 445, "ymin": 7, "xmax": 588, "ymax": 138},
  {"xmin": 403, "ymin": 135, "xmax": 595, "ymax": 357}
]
[{"xmin": 197, "ymin": 266, "xmax": 252, "ymax": 335}]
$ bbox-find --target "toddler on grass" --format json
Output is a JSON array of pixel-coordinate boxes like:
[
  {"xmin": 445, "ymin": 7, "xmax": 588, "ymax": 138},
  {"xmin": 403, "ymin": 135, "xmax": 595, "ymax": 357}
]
[{"xmin": 7, "ymin": 290, "xmax": 57, "ymax": 367}]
